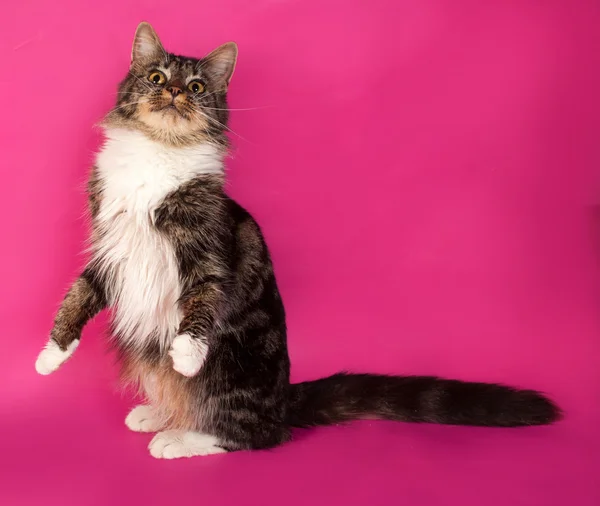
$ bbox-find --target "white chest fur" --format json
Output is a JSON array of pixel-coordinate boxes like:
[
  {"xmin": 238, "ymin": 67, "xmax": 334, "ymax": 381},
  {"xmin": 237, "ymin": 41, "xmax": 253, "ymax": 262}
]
[{"xmin": 92, "ymin": 128, "xmax": 223, "ymax": 351}]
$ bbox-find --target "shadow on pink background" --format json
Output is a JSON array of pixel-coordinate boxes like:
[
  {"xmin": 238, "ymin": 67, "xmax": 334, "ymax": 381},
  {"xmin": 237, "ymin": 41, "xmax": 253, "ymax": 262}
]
[{"xmin": 1, "ymin": 1, "xmax": 599, "ymax": 505}]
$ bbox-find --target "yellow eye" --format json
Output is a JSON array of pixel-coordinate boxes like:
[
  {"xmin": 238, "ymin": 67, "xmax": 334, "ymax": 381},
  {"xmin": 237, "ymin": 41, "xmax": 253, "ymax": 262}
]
[
  {"xmin": 148, "ymin": 71, "xmax": 166, "ymax": 85},
  {"xmin": 187, "ymin": 80, "xmax": 205, "ymax": 94}
]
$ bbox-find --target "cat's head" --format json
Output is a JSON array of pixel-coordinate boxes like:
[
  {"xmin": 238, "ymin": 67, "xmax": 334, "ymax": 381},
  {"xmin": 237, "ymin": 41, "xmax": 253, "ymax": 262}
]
[{"xmin": 106, "ymin": 22, "xmax": 237, "ymax": 147}]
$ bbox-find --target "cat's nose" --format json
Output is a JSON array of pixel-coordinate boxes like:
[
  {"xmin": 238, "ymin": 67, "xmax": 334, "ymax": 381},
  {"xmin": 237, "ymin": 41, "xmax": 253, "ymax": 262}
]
[{"xmin": 167, "ymin": 86, "xmax": 183, "ymax": 97}]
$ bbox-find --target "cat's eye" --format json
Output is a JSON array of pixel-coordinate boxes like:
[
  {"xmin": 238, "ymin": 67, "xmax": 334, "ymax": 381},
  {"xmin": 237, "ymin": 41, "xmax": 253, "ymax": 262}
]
[
  {"xmin": 148, "ymin": 71, "xmax": 166, "ymax": 85},
  {"xmin": 187, "ymin": 80, "xmax": 205, "ymax": 94}
]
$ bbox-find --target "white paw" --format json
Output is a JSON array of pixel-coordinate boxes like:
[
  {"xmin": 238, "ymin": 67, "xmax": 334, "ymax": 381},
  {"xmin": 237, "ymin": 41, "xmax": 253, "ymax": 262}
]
[
  {"xmin": 149, "ymin": 430, "xmax": 226, "ymax": 459},
  {"xmin": 125, "ymin": 405, "xmax": 163, "ymax": 432},
  {"xmin": 168, "ymin": 333, "xmax": 208, "ymax": 377},
  {"xmin": 35, "ymin": 339, "xmax": 79, "ymax": 375}
]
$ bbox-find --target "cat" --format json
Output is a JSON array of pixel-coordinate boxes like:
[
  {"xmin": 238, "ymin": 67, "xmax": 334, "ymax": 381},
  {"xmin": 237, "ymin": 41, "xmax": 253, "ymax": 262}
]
[{"xmin": 35, "ymin": 22, "xmax": 560, "ymax": 459}]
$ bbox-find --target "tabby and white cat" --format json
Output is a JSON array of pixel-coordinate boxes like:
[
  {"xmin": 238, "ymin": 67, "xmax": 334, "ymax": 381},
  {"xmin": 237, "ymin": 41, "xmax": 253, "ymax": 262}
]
[{"xmin": 35, "ymin": 23, "xmax": 560, "ymax": 459}]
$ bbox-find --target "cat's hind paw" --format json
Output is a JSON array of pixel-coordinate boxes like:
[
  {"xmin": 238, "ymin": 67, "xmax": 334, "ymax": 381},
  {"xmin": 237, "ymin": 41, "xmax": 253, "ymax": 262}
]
[
  {"xmin": 125, "ymin": 405, "xmax": 164, "ymax": 432},
  {"xmin": 149, "ymin": 430, "xmax": 226, "ymax": 459}
]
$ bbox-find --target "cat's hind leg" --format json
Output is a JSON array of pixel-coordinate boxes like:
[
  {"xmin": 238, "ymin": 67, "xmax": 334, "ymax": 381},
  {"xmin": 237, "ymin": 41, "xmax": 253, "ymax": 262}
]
[{"xmin": 148, "ymin": 430, "xmax": 227, "ymax": 459}]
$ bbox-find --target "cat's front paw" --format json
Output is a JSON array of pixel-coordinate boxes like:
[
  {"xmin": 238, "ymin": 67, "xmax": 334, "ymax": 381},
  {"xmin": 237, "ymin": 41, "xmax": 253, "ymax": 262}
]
[
  {"xmin": 35, "ymin": 339, "xmax": 79, "ymax": 375},
  {"xmin": 169, "ymin": 334, "xmax": 208, "ymax": 377}
]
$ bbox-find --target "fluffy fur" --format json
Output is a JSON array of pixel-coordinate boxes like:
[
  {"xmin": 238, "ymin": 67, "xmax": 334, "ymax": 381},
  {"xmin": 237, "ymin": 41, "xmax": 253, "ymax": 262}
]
[
  {"xmin": 36, "ymin": 22, "xmax": 561, "ymax": 459},
  {"xmin": 92, "ymin": 127, "xmax": 223, "ymax": 354}
]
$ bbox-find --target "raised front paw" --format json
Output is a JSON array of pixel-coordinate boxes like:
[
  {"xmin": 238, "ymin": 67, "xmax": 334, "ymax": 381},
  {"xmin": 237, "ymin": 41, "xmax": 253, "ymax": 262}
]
[
  {"xmin": 168, "ymin": 333, "xmax": 208, "ymax": 377},
  {"xmin": 35, "ymin": 339, "xmax": 79, "ymax": 375}
]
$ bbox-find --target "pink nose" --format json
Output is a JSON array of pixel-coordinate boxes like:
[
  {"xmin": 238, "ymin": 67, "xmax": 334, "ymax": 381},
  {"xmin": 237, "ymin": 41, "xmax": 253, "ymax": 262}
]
[{"xmin": 168, "ymin": 86, "xmax": 182, "ymax": 97}]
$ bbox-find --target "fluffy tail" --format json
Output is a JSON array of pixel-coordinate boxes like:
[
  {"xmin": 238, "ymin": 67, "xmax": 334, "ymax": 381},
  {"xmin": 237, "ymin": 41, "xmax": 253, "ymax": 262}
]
[{"xmin": 287, "ymin": 373, "xmax": 561, "ymax": 428}]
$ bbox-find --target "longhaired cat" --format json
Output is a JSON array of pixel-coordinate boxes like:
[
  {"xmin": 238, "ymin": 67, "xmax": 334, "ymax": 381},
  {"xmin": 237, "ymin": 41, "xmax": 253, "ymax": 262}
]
[{"xmin": 35, "ymin": 22, "xmax": 560, "ymax": 459}]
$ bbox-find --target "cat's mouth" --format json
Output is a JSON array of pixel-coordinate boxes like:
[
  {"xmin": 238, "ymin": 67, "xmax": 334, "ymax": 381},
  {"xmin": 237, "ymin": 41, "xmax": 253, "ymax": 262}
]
[
  {"xmin": 148, "ymin": 102, "xmax": 184, "ymax": 117},
  {"xmin": 160, "ymin": 104, "xmax": 184, "ymax": 116}
]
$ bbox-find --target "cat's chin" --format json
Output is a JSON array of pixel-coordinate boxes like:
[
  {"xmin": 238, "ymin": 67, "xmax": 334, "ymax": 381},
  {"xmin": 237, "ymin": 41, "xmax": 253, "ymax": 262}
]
[
  {"xmin": 142, "ymin": 110, "xmax": 190, "ymax": 131},
  {"xmin": 159, "ymin": 104, "xmax": 184, "ymax": 116},
  {"xmin": 136, "ymin": 102, "xmax": 192, "ymax": 128},
  {"xmin": 104, "ymin": 104, "xmax": 214, "ymax": 147}
]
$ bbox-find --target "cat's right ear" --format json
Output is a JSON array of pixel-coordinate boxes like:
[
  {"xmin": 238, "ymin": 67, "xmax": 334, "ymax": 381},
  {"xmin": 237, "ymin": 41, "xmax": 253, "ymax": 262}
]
[{"xmin": 131, "ymin": 22, "xmax": 165, "ymax": 64}]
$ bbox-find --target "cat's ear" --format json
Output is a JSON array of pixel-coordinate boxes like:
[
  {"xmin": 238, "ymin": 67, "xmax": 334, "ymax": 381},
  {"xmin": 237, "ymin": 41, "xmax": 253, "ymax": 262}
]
[
  {"xmin": 131, "ymin": 22, "xmax": 164, "ymax": 64},
  {"xmin": 203, "ymin": 42, "xmax": 238, "ymax": 88}
]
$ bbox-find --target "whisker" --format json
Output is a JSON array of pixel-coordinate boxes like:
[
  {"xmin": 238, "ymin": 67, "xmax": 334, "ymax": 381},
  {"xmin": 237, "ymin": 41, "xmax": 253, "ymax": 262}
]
[
  {"xmin": 190, "ymin": 108, "xmax": 251, "ymax": 144},
  {"xmin": 117, "ymin": 91, "xmax": 267, "ymax": 112},
  {"xmin": 201, "ymin": 106, "xmax": 269, "ymax": 112},
  {"xmin": 110, "ymin": 99, "xmax": 148, "ymax": 113},
  {"xmin": 199, "ymin": 89, "xmax": 227, "ymax": 101},
  {"xmin": 183, "ymin": 106, "xmax": 220, "ymax": 146},
  {"xmin": 128, "ymin": 71, "xmax": 154, "ymax": 92}
]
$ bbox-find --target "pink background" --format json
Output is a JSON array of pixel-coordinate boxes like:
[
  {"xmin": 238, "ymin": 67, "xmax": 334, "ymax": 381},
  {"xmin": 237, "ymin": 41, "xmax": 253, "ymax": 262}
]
[{"xmin": 1, "ymin": 1, "xmax": 599, "ymax": 505}]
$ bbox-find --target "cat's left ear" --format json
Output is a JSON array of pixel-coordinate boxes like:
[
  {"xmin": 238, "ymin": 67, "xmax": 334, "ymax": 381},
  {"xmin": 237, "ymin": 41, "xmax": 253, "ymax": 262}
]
[
  {"xmin": 131, "ymin": 22, "xmax": 165, "ymax": 64},
  {"xmin": 203, "ymin": 42, "xmax": 238, "ymax": 88}
]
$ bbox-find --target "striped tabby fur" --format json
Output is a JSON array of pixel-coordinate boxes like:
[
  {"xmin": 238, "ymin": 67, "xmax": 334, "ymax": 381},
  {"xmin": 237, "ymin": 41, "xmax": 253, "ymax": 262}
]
[{"xmin": 35, "ymin": 23, "xmax": 560, "ymax": 459}]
